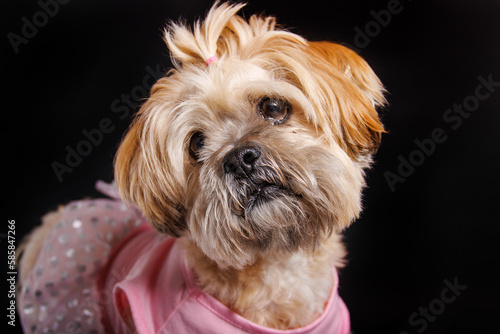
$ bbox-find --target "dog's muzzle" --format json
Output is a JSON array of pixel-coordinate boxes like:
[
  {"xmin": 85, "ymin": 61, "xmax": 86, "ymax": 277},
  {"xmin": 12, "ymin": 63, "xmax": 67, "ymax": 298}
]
[{"xmin": 222, "ymin": 144, "xmax": 291, "ymax": 214}]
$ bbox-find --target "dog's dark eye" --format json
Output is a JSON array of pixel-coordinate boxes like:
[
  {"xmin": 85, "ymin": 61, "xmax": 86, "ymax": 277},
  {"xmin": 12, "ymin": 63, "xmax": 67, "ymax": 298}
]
[
  {"xmin": 257, "ymin": 97, "xmax": 290, "ymax": 125},
  {"xmin": 189, "ymin": 132, "xmax": 205, "ymax": 160}
]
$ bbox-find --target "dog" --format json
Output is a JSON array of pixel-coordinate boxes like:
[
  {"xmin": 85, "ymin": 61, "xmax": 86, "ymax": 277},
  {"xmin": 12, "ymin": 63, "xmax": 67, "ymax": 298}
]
[{"xmin": 18, "ymin": 2, "xmax": 385, "ymax": 333}]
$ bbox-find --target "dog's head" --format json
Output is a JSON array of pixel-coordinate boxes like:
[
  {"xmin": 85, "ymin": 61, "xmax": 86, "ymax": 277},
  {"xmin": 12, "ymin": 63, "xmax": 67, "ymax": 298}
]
[{"xmin": 115, "ymin": 2, "xmax": 385, "ymax": 269}]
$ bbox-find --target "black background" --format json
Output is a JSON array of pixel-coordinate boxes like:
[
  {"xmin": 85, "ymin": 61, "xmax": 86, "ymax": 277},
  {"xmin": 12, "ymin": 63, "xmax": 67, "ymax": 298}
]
[{"xmin": 4, "ymin": 0, "xmax": 500, "ymax": 333}]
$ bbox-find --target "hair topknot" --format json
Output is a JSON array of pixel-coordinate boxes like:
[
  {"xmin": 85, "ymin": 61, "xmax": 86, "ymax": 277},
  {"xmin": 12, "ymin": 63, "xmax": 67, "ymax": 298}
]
[{"xmin": 163, "ymin": 1, "xmax": 306, "ymax": 68}]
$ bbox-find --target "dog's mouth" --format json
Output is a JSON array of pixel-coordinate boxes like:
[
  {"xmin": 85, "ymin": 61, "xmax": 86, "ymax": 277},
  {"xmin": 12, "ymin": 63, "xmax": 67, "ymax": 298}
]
[
  {"xmin": 248, "ymin": 182, "xmax": 279, "ymax": 203},
  {"xmin": 225, "ymin": 162, "xmax": 298, "ymax": 216},
  {"xmin": 243, "ymin": 181, "xmax": 292, "ymax": 212}
]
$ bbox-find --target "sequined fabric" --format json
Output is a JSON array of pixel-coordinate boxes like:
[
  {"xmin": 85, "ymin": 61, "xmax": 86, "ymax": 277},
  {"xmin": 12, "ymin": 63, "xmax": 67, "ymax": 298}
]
[{"xmin": 18, "ymin": 181, "xmax": 147, "ymax": 334}]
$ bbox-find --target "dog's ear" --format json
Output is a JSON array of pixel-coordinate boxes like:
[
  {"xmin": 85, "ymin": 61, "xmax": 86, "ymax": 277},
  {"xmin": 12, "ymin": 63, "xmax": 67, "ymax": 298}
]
[
  {"xmin": 114, "ymin": 103, "xmax": 187, "ymax": 237},
  {"xmin": 306, "ymin": 41, "xmax": 386, "ymax": 161}
]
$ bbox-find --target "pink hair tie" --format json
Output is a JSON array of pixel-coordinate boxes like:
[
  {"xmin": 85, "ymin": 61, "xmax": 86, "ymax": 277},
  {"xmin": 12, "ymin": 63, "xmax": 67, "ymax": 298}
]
[{"xmin": 205, "ymin": 56, "xmax": 219, "ymax": 66}]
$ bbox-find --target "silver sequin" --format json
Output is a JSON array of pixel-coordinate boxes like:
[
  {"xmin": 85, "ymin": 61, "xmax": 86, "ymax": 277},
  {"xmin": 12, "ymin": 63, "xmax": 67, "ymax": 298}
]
[
  {"xmin": 67, "ymin": 298, "xmax": 78, "ymax": 308},
  {"xmin": 38, "ymin": 304, "xmax": 48, "ymax": 322},
  {"xmin": 69, "ymin": 202, "xmax": 81, "ymax": 210},
  {"xmin": 85, "ymin": 244, "xmax": 95, "ymax": 253},
  {"xmin": 55, "ymin": 307, "xmax": 66, "ymax": 322},
  {"xmin": 106, "ymin": 217, "xmax": 117, "ymax": 226},
  {"xmin": 66, "ymin": 321, "xmax": 82, "ymax": 333},
  {"xmin": 65, "ymin": 248, "xmax": 75, "ymax": 258},
  {"xmin": 49, "ymin": 256, "xmax": 58, "ymax": 267},
  {"xmin": 72, "ymin": 219, "xmax": 82, "ymax": 229},
  {"xmin": 23, "ymin": 304, "xmax": 34, "ymax": 315},
  {"xmin": 58, "ymin": 234, "xmax": 69, "ymax": 245},
  {"xmin": 82, "ymin": 308, "xmax": 94, "ymax": 319},
  {"xmin": 35, "ymin": 266, "xmax": 44, "ymax": 276}
]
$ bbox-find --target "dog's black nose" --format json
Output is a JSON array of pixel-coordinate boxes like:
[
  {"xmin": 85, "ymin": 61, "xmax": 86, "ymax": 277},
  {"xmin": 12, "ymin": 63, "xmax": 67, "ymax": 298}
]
[{"xmin": 222, "ymin": 145, "xmax": 261, "ymax": 178}]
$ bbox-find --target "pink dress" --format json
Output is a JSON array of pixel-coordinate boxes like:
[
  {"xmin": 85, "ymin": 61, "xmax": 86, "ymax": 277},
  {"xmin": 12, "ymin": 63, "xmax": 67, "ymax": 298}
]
[{"xmin": 18, "ymin": 181, "xmax": 350, "ymax": 333}]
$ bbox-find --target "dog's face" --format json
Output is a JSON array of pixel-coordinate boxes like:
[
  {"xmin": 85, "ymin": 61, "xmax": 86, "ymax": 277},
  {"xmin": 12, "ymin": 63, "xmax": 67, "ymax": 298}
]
[{"xmin": 115, "ymin": 3, "xmax": 385, "ymax": 269}]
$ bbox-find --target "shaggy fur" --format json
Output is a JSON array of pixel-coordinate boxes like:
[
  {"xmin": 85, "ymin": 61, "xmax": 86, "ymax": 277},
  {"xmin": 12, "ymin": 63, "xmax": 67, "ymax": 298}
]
[
  {"xmin": 115, "ymin": 2, "xmax": 385, "ymax": 329},
  {"xmin": 20, "ymin": 2, "xmax": 385, "ymax": 331}
]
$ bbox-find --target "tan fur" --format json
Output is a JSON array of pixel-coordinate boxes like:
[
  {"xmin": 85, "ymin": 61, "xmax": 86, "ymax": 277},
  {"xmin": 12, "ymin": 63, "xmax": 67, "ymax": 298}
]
[
  {"xmin": 21, "ymin": 2, "xmax": 385, "ymax": 331},
  {"xmin": 114, "ymin": 2, "xmax": 385, "ymax": 329},
  {"xmin": 182, "ymin": 234, "xmax": 346, "ymax": 328}
]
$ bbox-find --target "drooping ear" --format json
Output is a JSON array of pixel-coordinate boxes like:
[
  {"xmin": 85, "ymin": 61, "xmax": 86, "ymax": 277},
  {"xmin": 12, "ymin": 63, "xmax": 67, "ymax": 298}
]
[
  {"xmin": 114, "ymin": 109, "xmax": 187, "ymax": 237},
  {"xmin": 306, "ymin": 41, "xmax": 386, "ymax": 161}
]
